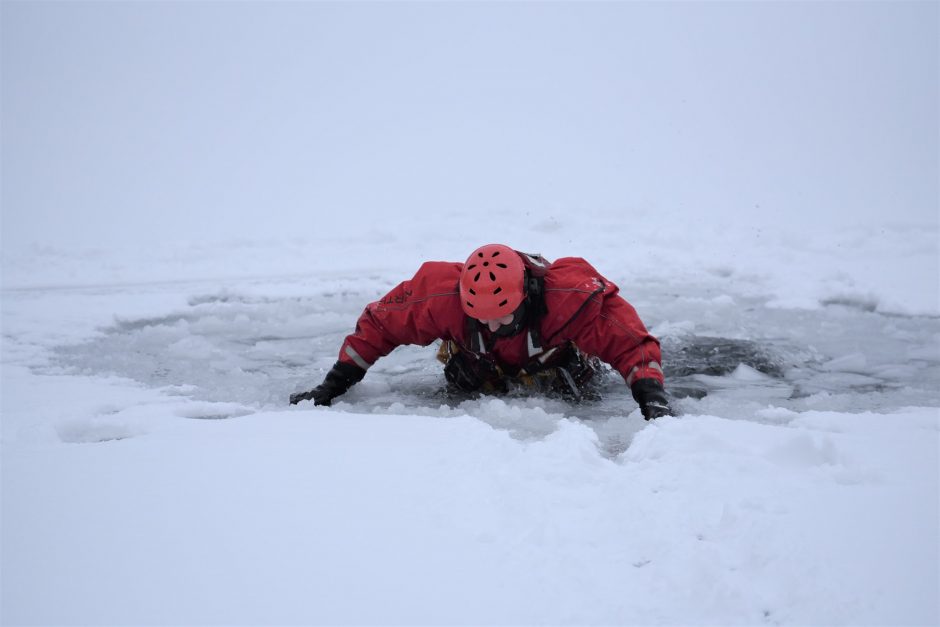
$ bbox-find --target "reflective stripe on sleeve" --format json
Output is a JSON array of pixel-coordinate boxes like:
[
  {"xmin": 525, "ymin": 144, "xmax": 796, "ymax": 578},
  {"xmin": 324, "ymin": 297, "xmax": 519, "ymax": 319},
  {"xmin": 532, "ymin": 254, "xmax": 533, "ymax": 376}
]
[
  {"xmin": 626, "ymin": 366, "xmax": 639, "ymax": 387},
  {"xmin": 626, "ymin": 361, "xmax": 663, "ymax": 386},
  {"xmin": 344, "ymin": 345, "xmax": 372, "ymax": 371}
]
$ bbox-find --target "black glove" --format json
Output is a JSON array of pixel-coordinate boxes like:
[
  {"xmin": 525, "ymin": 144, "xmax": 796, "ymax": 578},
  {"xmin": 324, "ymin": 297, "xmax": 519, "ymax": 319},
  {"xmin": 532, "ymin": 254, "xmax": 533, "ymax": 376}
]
[
  {"xmin": 444, "ymin": 351, "xmax": 500, "ymax": 392},
  {"xmin": 290, "ymin": 361, "xmax": 366, "ymax": 406},
  {"xmin": 631, "ymin": 378, "xmax": 673, "ymax": 420}
]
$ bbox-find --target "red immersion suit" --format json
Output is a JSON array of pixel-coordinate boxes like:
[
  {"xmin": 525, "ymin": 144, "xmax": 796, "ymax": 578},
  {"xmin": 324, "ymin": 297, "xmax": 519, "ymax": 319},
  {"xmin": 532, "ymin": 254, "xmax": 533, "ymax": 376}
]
[{"xmin": 337, "ymin": 256, "xmax": 664, "ymax": 390}]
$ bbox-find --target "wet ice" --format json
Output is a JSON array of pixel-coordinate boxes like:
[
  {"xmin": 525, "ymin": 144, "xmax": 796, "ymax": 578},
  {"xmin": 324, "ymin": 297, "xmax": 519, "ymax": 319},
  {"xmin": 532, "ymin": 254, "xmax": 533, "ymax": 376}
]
[{"xmin": 50, "ymin": 278, "xmax": 940, "ymax": 435}]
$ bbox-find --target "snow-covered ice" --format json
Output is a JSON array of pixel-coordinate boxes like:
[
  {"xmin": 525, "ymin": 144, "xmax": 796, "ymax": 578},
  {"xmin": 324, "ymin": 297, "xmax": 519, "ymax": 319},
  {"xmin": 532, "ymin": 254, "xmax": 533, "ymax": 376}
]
[
  {"xmin": 4, "ymin": 215, "xmax": 938, "ymax": 625},
  {"xmin": 3, "ymin": 2, "xmax": 938, "ymax": 625}
]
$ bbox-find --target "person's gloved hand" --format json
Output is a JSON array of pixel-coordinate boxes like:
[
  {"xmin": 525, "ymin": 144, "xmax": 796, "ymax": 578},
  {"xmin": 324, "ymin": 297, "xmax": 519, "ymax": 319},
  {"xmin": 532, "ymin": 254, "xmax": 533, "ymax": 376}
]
[
  {"xmin": 290, "ymin": 361, "xmax": 366, "ymax": 406},
  {"xmin": 444, "ymin": 351, "xmax": 500, "ymax": 392},
  {"xmin": 631, "ymin": 378, "xmax": 673, "ymax": 420},
  {"xmin": 444, "ymin": 351, "xmax": 499, "ymax": 392}
]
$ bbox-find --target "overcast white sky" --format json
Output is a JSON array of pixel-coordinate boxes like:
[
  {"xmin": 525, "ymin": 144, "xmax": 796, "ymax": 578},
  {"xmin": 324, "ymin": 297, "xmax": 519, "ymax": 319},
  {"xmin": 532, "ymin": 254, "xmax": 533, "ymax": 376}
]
[{"xmin": 2, "ymin": 1, "xmax": 937, "ymax": 251}]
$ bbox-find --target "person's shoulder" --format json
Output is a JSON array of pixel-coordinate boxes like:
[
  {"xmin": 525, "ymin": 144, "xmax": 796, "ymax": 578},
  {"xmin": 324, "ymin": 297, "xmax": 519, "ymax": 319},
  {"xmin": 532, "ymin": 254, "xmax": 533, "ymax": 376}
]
[
  {"xmin": 415, "ymin": 260, "xmax": 462, "ymax": 275},
  {"xmin": 412, "ymin": 260, "xmax": 462, "ymax": 284},
  {"xmin": 545, "ymin": 257, "xmax": 606, "ymax": 291},
  {"xmin": 403, "ymin": 261, "xmax": 463, "ymax": 301},
  {"xmin": 373, "ymin": 261, "xmax": 461, "ymax": 311}
]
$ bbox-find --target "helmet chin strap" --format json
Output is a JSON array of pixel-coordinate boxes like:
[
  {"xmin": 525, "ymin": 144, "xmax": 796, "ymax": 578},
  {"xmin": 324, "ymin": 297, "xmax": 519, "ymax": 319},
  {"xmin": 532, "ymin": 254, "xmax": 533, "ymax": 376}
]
[{"xmin": 490, "ymin": 300, "xmax": 528, "ymax": 338}]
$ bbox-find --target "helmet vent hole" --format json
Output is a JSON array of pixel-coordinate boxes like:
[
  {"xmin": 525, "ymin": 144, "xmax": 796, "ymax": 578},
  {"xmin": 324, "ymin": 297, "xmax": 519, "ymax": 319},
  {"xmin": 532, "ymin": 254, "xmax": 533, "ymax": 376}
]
[
  {"xmin": 483, "ymin": 262, "xmax": 489, "ymax": 267},
  {"xmin": 466, "ymin": 301, "xmax": 474, "ymax": 308},
  {"xmin": 489, "ymin": 272, "xmax": 496, "ymax": 281},
  {"xmin": 467, "ymin": 263, "xmax": 477, "ymax": 270},
  {"xmin": 495, "ymin": 263, "xmax": 507, "ymax": 269},
  {"xmin": 493, "ymin": 287, "xmax": 502, "ymax": 295},
  {"xmin": 468, "ymin": 288, "xmax": 476, "ymax": 295},
  {"xmin": 477, "ymin": 252, "xmax": 484, "ymax": 258},
  {"xmin": 473, "ymin": 272, "xmax": 481, "ymax": 282},
  {"xmin": 492, "ymin": 251, "xmax": 501, "ymax": 257},
  {"xmin": 498, "ymin": 299, "xmax": 508, "ymax": 307}
]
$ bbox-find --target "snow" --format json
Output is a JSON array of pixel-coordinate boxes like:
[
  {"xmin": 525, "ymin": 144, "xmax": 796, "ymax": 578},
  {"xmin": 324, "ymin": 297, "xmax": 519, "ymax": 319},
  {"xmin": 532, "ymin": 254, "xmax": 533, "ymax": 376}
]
[
  {"xmin": 3, "ymin": 358, "xmax": 938, "ymax": 625},
  {"xmin": 2, "ymin": 2, "xmax": 939, "ymax": 626}
]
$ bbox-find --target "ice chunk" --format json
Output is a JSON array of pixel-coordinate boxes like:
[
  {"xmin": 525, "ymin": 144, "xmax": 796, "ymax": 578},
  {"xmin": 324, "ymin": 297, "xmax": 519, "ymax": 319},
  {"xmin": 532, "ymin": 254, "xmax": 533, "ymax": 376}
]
[
  {"xmin": 821, "ymin": 352, "xmax": 868, "ymax": 372},
  {"xmin": 731, "ymin": 364, "xmax": 773, "ymax": 381}
]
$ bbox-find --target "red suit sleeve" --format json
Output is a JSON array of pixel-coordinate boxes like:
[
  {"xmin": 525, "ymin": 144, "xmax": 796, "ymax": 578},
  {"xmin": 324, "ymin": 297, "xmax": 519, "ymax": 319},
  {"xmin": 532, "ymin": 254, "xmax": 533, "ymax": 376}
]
[
  {"xmin": 337, "ymin": 262, "xmax": 464, "ymax": 370},
  {"xmin": 545, "ymin": 260, "xmax": 664, "ymax": 387}
]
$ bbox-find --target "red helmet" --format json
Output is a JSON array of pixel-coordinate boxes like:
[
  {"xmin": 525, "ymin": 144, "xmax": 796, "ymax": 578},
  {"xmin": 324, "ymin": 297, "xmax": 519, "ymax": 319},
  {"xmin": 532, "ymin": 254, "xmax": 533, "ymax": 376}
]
[{"xmin": 459, "ymin": 244, "xmax": 526, "ymax": 319}]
